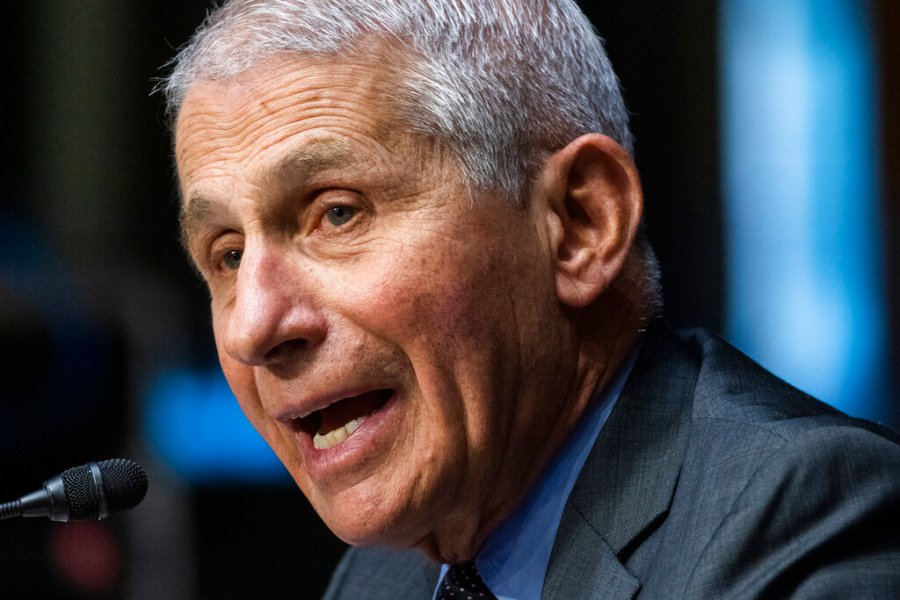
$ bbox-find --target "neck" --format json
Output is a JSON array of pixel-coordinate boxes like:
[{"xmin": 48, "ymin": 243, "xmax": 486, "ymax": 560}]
[
  {"xmin": 570, "ymin": 285, "xmax": 649, "ymax": 419},
  {"xmin": 417, "ymin": 287, "xmax": 648, "ymax": 564}
]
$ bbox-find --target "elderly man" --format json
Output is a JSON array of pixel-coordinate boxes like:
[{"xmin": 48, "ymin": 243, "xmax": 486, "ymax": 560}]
[{"xmin": 165, "ymin": 0, "xmax": 900, "ymax": 598}]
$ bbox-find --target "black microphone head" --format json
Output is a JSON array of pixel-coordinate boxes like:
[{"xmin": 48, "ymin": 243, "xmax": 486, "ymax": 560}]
[
  {"xmin": 60, "ymin": 463, "xmax": 100, "ymax": 521},
  {"xmin": 60, "ymin": 458, "xmax": 148, "ymax": 521},
  {"xmin": 97, "ymin": 458, "xmax": 148, "ymax": 513}
]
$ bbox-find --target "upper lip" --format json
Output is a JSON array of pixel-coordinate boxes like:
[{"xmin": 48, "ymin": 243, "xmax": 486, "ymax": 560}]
[{"xmin": 273, "ymin": 384, "xmax": 393, "ymax": 424}]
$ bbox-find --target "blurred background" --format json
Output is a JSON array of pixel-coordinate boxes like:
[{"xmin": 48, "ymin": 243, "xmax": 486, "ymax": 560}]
[{"xmin": 0, "ymin": 0, "xmax": 897, "ymax": 598}]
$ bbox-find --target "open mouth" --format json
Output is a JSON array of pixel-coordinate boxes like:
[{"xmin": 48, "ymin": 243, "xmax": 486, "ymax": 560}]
[{"xmin": 293, "ymin": 389, "xmax": 394, "ymax": 450}]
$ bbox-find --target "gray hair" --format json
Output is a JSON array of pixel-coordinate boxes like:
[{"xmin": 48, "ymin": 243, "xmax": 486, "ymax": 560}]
[
  {"xmin": 163, "ymin": 0, "xmax": 661, "ymax": 313},
  {"xmin": 164, "ymin": 0, "xmax": 632, "ymax": 200}
]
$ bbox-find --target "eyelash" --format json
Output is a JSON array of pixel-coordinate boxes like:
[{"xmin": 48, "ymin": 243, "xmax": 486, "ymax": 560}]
[
  {"xmin": 220, "ymin": 249, "xmax": 242, "ymax": 270},
  {"xmin": 204, "ymin": 243, "xmax": 242, "ymax": 275},
  {"xmin": 324, "ymin": 205, "xmax": 356, "ymax": 227},
  {"xmin": 310, "ymin": 190, "xmax": 365, "ymax": 233}
]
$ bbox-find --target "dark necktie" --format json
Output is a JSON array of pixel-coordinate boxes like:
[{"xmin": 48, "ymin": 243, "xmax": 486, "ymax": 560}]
[{"xmin": 436, "ymin": 561, "xmax": 498, "ymax": 599}]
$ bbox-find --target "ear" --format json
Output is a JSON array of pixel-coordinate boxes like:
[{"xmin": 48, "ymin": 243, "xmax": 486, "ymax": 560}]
[{"xmin": 536, "ymin": 134, "xmax": 643, "ymax": 308}]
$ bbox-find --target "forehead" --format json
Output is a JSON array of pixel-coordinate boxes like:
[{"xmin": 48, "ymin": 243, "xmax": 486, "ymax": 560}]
[{"xmin": 174, "ymin": 54, "xmax": 407, "ymax": 191}]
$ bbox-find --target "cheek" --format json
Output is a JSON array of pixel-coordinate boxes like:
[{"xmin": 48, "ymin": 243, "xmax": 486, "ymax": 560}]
[
  {"xmin": 217, "ymin": 349, "xmax": 304, "ymax": 471},
  {"xmin": 212, "ymin": 329, "xmax": 274, "ymax": 440},
  {"xmin": 216, "ymin": 351, "xmax": 263, "ymax": 423},
  {"xmin": 354, "ymin": 245, "xmax": 516, "ymax": 442},
  {"xmin": 358, "ymin": 244, "xmax": 507, "ymax": 346}
]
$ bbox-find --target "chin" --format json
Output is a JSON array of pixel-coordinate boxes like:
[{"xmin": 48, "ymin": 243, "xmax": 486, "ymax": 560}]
[
  {"xmin": 322, "ymin": 506, "xmax": 416, "ymax": 549},
  {"xmin": 305, "ymin": 483, "xmax": 409, "ymax": 544}
]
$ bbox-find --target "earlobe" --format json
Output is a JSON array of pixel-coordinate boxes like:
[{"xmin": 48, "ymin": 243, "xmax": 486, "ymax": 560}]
[{"xmin": 539, "ymin": 134, "xmax": 643, "ymax": 308}]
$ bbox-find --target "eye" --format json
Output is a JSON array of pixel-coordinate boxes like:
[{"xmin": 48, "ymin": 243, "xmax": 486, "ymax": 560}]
[
  {"xmin": 221, "ymin": 249, "xmax": 242, "ymax": 270},
  {"xmin": 325, "ymin": 205, "xmax": 357, "ymax": 227}
]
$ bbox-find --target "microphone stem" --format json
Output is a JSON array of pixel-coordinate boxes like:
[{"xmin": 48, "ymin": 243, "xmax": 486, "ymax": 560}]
[{"xmin": 0, "ymin": 499, "xmax": 23, "ymax": 521}]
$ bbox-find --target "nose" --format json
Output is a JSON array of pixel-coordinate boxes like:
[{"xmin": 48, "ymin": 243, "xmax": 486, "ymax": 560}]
[{"xmin": 217, "ymin": 243, "xmax": 327, "ymax": 366}]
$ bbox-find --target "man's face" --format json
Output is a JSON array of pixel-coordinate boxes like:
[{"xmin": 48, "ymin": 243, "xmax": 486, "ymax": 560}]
[{"xmin": 175, "ymin": 56, "xmax": 573, "ymax": 557}]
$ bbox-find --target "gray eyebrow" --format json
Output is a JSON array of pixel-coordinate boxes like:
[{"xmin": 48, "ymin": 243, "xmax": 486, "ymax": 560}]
[
  {"xmin": 179, "ymin": 194, "xmax": 217, "ymax": 250},
  {"xmin": 264, "ymin": 139, "xmax": 354, "ymax": 189}
]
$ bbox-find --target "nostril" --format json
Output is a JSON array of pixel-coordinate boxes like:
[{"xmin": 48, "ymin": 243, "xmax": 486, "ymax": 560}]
[{"xmin": 264, "ymin": 338, "xmax": 308, "ymax": 363}]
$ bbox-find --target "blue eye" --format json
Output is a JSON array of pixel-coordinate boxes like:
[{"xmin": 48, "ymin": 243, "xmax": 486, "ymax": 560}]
[
  {"xmin": 222, "ymin": 249, "xmax": 242, "ymax": 270},
  {"xmin": 325, "ymin": 205, "xmax": 356, "ymax": 226}
]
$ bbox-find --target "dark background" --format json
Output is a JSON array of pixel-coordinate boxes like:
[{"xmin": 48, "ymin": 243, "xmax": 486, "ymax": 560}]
[{"xmin": 0, "ymin": 1, "xmax": 896, "ymax": 598}]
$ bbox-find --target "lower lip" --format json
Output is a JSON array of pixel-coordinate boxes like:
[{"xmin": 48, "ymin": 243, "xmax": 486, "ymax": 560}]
[{"xmin": 295, "ymin": 391, "xmax": 402, "ymax": 481}]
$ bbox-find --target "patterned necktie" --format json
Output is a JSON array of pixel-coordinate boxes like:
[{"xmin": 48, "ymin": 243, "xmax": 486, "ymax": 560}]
[{"xmin": 436, "ymin": 561, "xmax": 498, "ymax": 599}]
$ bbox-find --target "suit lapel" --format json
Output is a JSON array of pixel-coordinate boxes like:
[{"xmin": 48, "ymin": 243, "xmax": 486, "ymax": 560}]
[
  {"xmin": 543, "ymin": 323, "xmax": 699, "ymax": 599},
  {"xmin": 542, "ymin": 507, "xmax": 640, "ymax": 599}
]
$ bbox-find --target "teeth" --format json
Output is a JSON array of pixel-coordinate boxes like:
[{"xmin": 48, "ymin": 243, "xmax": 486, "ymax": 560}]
[{"xmin": 313, "ymin": 416, "xmax": 367, "ymax": 450}]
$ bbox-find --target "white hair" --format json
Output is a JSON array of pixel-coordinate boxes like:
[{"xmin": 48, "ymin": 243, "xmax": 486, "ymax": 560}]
[{"xmin": 163, "ymin": 0, "xmax": 661, "ymax": 313}]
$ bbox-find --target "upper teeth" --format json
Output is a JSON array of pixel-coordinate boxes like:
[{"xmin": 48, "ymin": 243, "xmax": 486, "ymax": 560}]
[{"xmin": 313, "ymin": 416, "xmax": 367, "ymax": 450}]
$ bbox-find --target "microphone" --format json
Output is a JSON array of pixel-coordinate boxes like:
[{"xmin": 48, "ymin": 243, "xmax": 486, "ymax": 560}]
[{"xmin": 0, "ymin": 458, "xmax": 148, "ymax": 522}]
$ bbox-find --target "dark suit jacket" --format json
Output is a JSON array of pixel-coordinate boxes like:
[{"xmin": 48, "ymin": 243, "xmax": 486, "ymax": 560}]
[{"xmin": 323, "ymin": 325, "xmax": 900, "ymax": 599}]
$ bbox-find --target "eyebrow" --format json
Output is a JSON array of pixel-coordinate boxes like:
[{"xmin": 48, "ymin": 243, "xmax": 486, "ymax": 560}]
[
  {"xmin": 179, "ymin": 194, "xmax": 217, "ymax": 251},
  {"xmin": 265, "ymin": 139, "xmax": 354, "ymax": 190},
  {"xmin": 179, "ymin": 139, "xmax": 355, "ymax": 248}
]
